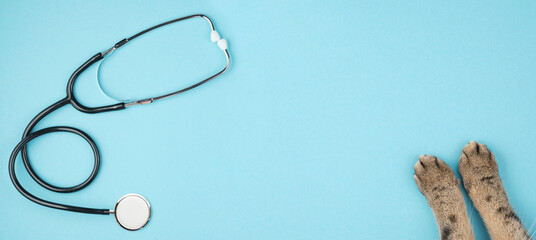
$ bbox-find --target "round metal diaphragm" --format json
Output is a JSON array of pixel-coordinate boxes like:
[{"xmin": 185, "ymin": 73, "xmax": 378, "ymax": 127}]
[{"xmin": 114, "ymin": 194, "xmax": 151, "ymax": 231}]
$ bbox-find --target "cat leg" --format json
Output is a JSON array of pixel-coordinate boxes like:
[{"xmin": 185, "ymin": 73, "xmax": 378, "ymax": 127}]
[
  {"xmin": 459, "ymin": 141, "xmax": 530, "ymax": 240},
  {"xmin": 415, "ymin": 155, "xmax": 475, "ymax": 240}
]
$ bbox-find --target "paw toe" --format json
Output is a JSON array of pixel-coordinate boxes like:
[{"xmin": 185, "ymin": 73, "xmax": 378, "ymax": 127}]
[
  {"xmin": 463, "ymin": 141, "xmax": 479, "ymax": 154},
  {"xmin": 414, "ymin": 155, "xmax": 457, "ymax": 195},
  {"xmin": 414, "ymin": 160, "xmax": 425, "ymax": 173},
  {"xmin": 417, "ymin": 155, "xmax": 448, "ymax": 172},
  {"xmin": 415, "ymin": 156, "xmax": 454, "ymax": 181},
  {"xmin": 460, "ymin": 141, "xmax": 496, "ymax": 168},
  {"xmin": 462, "ymin": 141, "xmax": 490, "ymax": 157},
  {"xmin": 459, "ymin": 141, "xmax": 498, "ymax": 178}
]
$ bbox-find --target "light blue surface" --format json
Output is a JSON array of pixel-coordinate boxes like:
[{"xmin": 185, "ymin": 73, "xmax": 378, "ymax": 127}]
[{"xmin": 1, "ymin": 1, "xmax": 535, "ymax": 239}]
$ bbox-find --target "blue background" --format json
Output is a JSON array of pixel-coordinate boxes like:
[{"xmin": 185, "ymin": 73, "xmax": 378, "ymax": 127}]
[{"xmin": 1, "ymin": 1, "xmax": 535, "ymax": 239}]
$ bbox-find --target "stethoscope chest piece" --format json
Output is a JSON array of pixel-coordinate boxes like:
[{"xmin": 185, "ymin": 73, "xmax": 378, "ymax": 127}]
[{"xmin": 113, "ymin": 194, "xmax": 151, "ymax": 231}]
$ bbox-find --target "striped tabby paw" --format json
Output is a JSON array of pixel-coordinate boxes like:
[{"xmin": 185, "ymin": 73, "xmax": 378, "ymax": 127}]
[
  {"xmin": 414, "ymin": 155, "xmax": 474, "ymax": 240},
  {"xmin": 459, "ymin": 141, "xmax": 530, "ymax": 240}
]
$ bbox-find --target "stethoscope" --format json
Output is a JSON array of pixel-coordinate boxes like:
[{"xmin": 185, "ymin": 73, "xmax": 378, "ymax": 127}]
[{"xmin": 8, "ymin": 14, "xmax": 230, "ymax": 231}]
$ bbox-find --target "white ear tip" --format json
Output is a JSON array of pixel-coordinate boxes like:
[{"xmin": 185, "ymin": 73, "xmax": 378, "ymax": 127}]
[
  {"xmin": 210, "ymin": 31, "xmax": 220, "ymax": 42},
  {"xmin": 217, "ymin": 39, "xmax": 227, "ymax": 50}
]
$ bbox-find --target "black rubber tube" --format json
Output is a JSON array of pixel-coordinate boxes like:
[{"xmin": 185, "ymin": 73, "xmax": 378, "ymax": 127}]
[
  {"xmin": 66, "ymin": 53, "xmax": 126, "ymax": 113},
  {"xmin": 10, "ymin": 47, "xmax": 125, "ymax": 215},
  {"xmin": 20, "ymin": 98, "xmax": 72, "ymax": 192},
  {"xmin": 10, "ymin": 54, "xmax": 123, "ymax": 215},
  {"xmin": 10, "ymin": 124, "xmax": 109, "ymax": 215}
]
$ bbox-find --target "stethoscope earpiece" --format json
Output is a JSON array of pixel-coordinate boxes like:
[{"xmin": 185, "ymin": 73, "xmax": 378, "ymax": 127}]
[{"xmin": 113, "ymin": 194, "xmax": 151, "ymax": 231}]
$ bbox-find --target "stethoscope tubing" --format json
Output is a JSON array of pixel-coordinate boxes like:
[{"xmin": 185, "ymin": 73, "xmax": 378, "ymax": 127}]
[
  {"xmin": 20, "ymin": 98, "xmax": 88, "ymax": 193},
  {"xmin": 10, "ymin": 124, "xmax": 108, "ymax": 214}
]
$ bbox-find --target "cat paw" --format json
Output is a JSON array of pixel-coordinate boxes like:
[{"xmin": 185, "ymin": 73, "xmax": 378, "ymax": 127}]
[
  {"xmin": 414, "ymin": 155, "xmax": 476, "ymax": 240},
  {"xmin": 414, "ymin": 155, "xmax": 459, "ymax": 203},
  {"xmin": 458, "ymin": 141, "xmax": 501, "ymax": 196}
]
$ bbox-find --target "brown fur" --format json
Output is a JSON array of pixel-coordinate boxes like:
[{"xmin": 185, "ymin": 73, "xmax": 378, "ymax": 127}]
[{"xmin": 414, "ymin": 141, "xmax": 531, "ymax": 240}]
